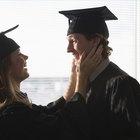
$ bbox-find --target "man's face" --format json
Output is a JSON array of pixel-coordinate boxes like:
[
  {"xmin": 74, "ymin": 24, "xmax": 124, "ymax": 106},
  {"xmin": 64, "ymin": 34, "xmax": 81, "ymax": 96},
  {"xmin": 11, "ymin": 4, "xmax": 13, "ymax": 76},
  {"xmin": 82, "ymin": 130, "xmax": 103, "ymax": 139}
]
[{"xmin": 67, "ymin": 33, "xmax": 94, "ymax": 60}]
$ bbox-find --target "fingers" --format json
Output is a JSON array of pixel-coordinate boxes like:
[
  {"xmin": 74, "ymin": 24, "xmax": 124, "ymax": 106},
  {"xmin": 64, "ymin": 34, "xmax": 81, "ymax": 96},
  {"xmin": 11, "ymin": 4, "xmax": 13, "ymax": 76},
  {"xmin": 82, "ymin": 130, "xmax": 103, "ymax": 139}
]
[
  {"xmin": 92, "ymin": 45, "xmax": 103, "ymax": 61},
  {"xmin": 85, "ymin": 45, "xmax": 97, "ymax": 60},
  {"xmin": 92, "ymin": 45, "xmax": 103, "ymax": 66},
  {"xmin": 85, "ymin": 39, "xmax": 102, "ymax": 59},
  {"xmin": 92, "ymin": 52, "xmax": 102, "ymax": 67},
  {"xmin": 91, "ymin": 44, "xmax": 103, "ymax": 58},
  {"xmin": 71, "ymin": 58, "xmax": 76, "ymax": 72},
  {"xmin": 79, "ymin": 51, "xmax": 86, "ymax": 65},
  {"xmin": 75, "ymin": 44, "xmax": 103, "ymax": 76},
  {"xmin": 83, "ymin": 45, "xmax": 103, "ymax": 65}
]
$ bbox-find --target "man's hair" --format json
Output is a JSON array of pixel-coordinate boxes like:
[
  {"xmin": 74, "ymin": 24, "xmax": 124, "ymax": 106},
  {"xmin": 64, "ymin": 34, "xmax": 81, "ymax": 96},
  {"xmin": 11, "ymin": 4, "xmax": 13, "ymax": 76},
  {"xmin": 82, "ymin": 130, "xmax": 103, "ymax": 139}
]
[{"xmin": 84, "ymin": 33, "xmax": 113, "ymax": 59}]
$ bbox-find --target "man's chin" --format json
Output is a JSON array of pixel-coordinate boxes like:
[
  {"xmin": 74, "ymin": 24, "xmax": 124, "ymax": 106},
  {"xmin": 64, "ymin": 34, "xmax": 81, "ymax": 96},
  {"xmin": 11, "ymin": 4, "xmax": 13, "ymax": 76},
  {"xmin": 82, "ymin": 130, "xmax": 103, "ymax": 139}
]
[{"xmin": 73, "ymin": 54, "xmax": 79, "ymax": 60}]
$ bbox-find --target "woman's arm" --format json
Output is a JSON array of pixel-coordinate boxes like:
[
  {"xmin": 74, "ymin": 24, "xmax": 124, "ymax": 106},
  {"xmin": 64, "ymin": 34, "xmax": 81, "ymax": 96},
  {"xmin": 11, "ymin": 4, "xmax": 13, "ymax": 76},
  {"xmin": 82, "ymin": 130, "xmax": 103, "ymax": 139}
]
[{"xmin": 64, "ymin": 45, "xmax": 103, "ymax": 100}]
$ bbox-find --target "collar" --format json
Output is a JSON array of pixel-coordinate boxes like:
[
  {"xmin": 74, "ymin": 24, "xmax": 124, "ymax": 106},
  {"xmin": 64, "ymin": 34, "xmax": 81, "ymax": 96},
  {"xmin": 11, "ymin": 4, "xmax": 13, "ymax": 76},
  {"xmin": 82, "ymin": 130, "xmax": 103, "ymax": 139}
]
[{"xmin": 89, "ymin": 58, "xmax": 110, "ymax": 82}]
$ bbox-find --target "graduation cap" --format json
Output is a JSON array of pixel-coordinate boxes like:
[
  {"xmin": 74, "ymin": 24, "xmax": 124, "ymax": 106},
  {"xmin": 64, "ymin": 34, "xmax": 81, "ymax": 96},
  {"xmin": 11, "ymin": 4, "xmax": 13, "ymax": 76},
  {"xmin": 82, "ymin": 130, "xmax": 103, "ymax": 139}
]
[
  {"xmin": 0, "ymin": 25, "xmax": 20, "ymax": 60},
  {"xmin": 59, "ymin": 6, "xmax": 118, "ymax": 38}
]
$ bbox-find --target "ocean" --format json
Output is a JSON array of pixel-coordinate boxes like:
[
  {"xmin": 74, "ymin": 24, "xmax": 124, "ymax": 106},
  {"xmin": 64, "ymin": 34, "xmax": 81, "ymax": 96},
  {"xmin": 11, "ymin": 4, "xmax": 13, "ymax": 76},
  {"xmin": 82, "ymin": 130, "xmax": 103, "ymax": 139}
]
[{"xmin": 21, "ymin": 77, "xmax": 69, "ymax": 105}]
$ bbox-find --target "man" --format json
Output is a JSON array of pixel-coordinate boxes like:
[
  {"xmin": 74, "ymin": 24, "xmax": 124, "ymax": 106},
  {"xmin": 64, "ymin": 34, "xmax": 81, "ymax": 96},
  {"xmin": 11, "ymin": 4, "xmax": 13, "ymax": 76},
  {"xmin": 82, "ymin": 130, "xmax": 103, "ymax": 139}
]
[{"xmin": 59, "ymin": 6, "xmax": 140, "ymax": 140}]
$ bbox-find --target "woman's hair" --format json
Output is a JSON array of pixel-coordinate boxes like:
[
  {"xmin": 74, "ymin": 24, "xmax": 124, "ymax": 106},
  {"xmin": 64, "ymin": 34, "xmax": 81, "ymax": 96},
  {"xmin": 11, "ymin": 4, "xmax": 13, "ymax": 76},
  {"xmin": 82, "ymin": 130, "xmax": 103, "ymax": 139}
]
[
  {"xmin": 0, "ymin": 56, "xmax": 31, "ymax": 109},
  {"xmin": 84, "ymin": 33, "xmax": 113, "ymax": 59}
]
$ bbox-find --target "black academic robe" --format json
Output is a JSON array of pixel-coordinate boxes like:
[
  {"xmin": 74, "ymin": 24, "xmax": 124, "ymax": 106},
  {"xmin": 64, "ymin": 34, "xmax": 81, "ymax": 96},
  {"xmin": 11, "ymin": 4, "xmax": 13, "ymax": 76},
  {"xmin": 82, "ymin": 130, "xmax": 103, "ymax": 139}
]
[
  {"xmin": 0, "ymin": 93, "xmax": 90, "ymax": 140},
  {"xmin": 87, "ymin": 62, "xmax": 140, "ymax": 140}
]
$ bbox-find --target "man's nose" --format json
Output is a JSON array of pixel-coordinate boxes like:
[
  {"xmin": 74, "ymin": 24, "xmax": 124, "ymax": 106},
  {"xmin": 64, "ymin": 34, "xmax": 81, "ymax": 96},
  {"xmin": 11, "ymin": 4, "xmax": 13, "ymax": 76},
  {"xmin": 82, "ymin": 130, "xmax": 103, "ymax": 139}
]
[
  {"xmin": 24, "ymin": 54, "xmax": 28, "ymax": 60},
  {"xmin": 67, "ymin": 43, "xmax": 74, "ymax": 53}
]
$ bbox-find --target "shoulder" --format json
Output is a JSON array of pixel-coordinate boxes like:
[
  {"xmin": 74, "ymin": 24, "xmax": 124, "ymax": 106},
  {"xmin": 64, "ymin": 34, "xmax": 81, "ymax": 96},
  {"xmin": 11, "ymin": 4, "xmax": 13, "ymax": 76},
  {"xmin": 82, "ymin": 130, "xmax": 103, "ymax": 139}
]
[
  {"xmin": 106, "ymin": 75, "xmax": 140, "ymax": 91},
  {"xmin": 105, "ymin": 75, "xmax": 140, "ymax": 112},
  {"xmin": 105, "ymin": 75, "xmax": 140, "ymax": 110},
  {"xmin": 0, "ymin": 102, "xmax": 32, "ymax": 120}
]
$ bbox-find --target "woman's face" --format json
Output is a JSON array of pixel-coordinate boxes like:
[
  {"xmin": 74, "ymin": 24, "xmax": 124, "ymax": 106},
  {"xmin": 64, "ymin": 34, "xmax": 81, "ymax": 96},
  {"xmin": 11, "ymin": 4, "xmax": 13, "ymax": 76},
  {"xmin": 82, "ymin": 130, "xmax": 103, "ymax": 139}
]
[{"xmin": 10, "ymin": 49, "xmax": 29, "ymax": 83}]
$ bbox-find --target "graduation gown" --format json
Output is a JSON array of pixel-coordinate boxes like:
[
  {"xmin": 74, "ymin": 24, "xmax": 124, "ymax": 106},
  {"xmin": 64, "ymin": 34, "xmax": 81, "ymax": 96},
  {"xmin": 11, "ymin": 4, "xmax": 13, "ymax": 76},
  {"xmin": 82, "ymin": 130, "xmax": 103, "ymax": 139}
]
[
  {"xmin": 87, "ymin": 61, "xmax": 140, "ymax": 140},
  {"xmin": 0, "ymin": 93, "xmax": 90, "ymax": 140}
]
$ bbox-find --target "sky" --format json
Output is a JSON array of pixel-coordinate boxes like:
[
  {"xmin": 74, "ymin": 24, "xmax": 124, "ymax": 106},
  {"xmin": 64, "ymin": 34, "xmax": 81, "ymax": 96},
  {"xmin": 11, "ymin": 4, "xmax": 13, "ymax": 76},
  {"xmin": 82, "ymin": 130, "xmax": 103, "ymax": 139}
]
[{"xmin": 0, "ymin": 0, "xmax": 139, "ymax": 80}]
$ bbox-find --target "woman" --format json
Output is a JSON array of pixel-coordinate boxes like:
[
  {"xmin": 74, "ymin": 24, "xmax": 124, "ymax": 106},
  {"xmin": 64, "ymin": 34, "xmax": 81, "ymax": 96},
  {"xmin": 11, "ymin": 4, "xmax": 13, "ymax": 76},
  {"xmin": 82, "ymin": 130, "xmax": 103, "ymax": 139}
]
[{"xmin": 0, "ymin": 25, "xmax": 102, "ymax": 140}]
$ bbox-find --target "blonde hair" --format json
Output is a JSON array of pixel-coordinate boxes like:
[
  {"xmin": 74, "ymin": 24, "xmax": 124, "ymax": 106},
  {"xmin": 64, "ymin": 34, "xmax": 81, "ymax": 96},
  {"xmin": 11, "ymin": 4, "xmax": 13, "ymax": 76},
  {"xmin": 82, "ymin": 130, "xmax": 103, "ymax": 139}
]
[{"xmin": 0, "ymin": 55, "xmax": 32, "ymax": 109}]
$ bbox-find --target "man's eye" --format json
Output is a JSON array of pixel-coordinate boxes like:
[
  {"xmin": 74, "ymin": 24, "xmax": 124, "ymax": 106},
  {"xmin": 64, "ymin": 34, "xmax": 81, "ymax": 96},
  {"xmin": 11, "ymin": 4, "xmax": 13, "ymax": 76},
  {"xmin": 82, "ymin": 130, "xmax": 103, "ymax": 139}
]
[{"xmin": 73, "ymin": 40, "xmax": 79, "ymax": 43}]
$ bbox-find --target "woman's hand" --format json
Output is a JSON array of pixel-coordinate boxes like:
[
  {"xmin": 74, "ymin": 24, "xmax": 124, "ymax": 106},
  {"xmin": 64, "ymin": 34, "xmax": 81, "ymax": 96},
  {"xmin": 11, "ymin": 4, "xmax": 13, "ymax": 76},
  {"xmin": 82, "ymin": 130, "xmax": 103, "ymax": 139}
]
[
  {"xmin": 63, "ymin": 59, "xmax": 77, "ymax": 102},
  {"xmin": 63, "ymin": 45, "xmax": 103, "ymax": 101},
  {"xmin": 75, "ymin": 45, "xmax": 103, "ymax": 98}
]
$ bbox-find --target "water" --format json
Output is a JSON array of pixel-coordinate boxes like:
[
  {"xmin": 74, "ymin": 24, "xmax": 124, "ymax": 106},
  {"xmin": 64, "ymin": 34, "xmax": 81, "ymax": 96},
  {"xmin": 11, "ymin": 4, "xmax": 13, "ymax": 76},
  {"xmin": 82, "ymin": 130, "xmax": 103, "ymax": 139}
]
[{"xmin": 21, "ymin": 77, "xmax": 69, "ymax": 105}]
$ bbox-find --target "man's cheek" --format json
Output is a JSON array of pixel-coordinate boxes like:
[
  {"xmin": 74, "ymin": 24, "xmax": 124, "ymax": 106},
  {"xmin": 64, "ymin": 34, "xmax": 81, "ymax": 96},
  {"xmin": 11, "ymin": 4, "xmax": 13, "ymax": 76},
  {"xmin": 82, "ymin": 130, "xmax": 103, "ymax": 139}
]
[{"xmin": 84, "ymin": 46, "xmax": 92, "ymax": 55}]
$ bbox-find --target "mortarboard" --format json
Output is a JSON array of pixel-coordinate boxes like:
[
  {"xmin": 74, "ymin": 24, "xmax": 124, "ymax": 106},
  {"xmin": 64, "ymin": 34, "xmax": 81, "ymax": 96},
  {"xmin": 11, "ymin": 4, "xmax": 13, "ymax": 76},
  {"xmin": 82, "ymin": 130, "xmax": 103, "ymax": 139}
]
[
  {"xmin": 0, "ymin": 25, "xmax": 20, "ymax": 60},
  {"xmin": 59, "ymin": 6, "xmax": 118, "ymax": 38}
]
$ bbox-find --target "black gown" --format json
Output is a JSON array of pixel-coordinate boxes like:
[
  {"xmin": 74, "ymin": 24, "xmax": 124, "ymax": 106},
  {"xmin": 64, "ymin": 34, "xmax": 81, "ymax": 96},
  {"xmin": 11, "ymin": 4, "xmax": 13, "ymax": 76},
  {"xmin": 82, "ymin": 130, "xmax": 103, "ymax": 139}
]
[
  {"xmin": 87, "ymin": 62, "xmax": 140, "ymax": 140},
  {"xmin": 0, "ymin": 93, "xmax": 90, "ymax": 140}
]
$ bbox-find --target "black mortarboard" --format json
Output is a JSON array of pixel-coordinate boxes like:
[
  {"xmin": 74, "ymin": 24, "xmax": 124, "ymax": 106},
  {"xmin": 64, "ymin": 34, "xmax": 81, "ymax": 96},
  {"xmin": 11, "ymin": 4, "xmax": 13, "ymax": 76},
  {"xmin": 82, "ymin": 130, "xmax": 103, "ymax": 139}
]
[
  {"xmin": 59, "ymin": 6, "xmax": 118, "ymax": 38},
  {"xmin": 0, "ymin": 25, "xmax": 20, "ymax": 60}
]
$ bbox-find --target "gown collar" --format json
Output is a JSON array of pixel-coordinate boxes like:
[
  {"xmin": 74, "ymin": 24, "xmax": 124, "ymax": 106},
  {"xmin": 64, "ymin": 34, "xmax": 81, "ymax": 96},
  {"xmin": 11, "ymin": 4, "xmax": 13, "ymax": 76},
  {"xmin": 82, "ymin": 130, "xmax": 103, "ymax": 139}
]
[{"xmin": 89, "ymin": 58, "xmax": 110, "ymax": 82}]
